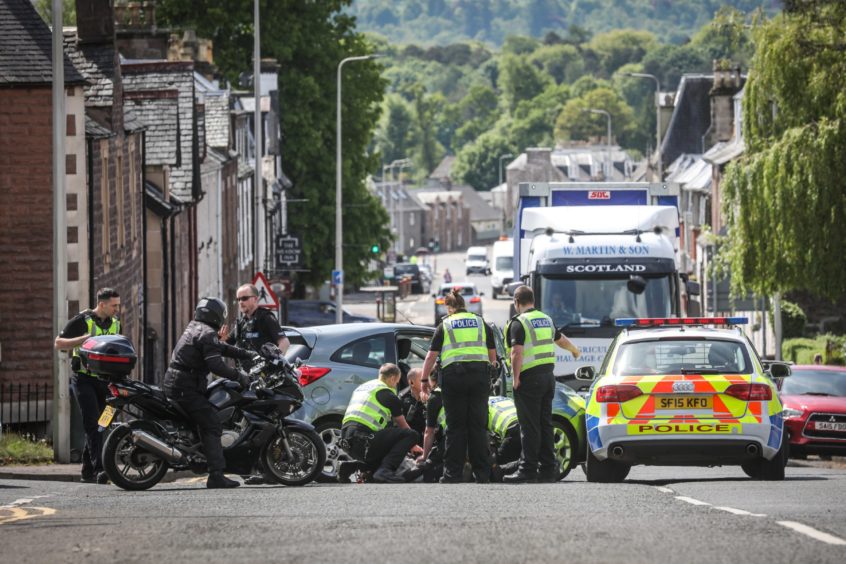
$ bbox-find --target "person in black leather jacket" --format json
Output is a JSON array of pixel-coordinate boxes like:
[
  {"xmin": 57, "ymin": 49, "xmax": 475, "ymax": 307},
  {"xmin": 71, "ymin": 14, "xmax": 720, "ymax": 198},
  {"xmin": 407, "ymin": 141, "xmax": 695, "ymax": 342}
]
[{"xmin": 163, "ymin": 297, "xmax": 255, "ymax": 489}]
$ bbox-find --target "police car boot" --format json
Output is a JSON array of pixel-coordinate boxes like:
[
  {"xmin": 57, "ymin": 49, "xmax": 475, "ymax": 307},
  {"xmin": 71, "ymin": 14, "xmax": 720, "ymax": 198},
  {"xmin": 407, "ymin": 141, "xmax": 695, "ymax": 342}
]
[{"xmin": 207, "ymin": 471, "xmax": 240, "ymax": 489}]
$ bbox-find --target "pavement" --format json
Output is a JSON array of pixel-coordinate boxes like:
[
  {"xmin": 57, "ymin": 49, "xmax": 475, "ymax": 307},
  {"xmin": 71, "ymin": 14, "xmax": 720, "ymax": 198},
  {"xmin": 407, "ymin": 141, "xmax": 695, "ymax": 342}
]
[{"xmin": 0, "ymin": 463, "xmax": 193, "ymax": 483}]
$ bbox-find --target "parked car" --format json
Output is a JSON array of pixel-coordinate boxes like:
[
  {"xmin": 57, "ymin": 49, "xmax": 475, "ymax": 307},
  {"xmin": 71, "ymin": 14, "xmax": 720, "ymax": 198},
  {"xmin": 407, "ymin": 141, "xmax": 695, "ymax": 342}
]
[
  {"xmin": 433, "ymin": 282, "xmax": 483, "ymax": 325},
  {"xmin": 394, "ymin": 262, "xmax": 429, "ymax": 294},
  {"xmin": 283, "ymin": 300, "xmax": 376, "ymax": 327},
  {"xmin": 781, "ymin": 364, "xmax": 846, "ymax": 459},
  {"xmin": 418, "ymin": 263, "xmax": 434, "ymax": 288},
  {"xmin": 465, "ymin": 246, "xmax": 490, "ymax": 276},
  {"xmin": 284, "ymin": 323, "xmax": 435, "ymax": 481}
]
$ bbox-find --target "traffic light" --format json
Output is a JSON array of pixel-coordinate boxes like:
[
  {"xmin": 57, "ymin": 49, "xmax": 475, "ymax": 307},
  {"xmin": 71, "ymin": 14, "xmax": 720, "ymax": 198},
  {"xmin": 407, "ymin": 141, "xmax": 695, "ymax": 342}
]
[{"xmin": 370, "ymin": 243, "xmax": 380, "ymax": 254}]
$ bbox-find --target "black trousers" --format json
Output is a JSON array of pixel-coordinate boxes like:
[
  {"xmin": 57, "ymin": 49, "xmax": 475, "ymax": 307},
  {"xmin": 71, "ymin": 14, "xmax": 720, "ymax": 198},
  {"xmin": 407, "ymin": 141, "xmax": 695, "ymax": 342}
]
[
  {"xmin": 440, "ymin": 362, "xmax": 491, "ymax": 481},
  {"xmin": 514, "ymin": 368, "xmax": 556, "ymax": 476},
  {"xmin": 496, "ymin": 425, "xmax": 522, "ymax": 466},
  {"xmin": 70, "ymin": 374, "xmax": 109, "ymax": 477},
  {"xmin": 343, "ymin": 426, "xmax": 418, "ymax": 472},
  {"xmin": 165, "ymin": 387, "xmax": 226, "ymax": 473}
]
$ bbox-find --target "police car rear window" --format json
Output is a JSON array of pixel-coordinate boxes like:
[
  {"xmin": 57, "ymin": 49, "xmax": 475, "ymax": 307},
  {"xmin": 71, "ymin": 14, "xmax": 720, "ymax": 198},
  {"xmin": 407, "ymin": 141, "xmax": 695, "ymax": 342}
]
[
  {"xmin": 441, "ymin": 286, "xmax": 475, "ymax": 296},
  {"xmin": 612, "ymin": 339, "xmax": 751, "ymax": 376}
]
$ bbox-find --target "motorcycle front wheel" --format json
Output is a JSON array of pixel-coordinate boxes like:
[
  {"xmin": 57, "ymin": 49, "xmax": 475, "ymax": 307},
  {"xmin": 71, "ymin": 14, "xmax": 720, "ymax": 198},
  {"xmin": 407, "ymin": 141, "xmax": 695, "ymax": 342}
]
[
  {"xmin": 261, "ymin": 428, "xmax": 326, "ymax": 486},
  {"xmin": 102, "ymin": 423, "xmax": 170, "ymax": 491}
]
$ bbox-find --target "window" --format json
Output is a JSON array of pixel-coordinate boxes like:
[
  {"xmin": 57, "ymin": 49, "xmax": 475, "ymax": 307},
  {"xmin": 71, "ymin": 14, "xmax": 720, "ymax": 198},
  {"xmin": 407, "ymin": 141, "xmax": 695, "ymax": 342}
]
[
  {"xmin": 397, "ymin": 334, "xmax": 431, "ymax": 371},
  {"xmin": 409, "ymin": 213, "xmax": 415, "ymax": 227},
  {"xmin": 612, "ymin": 339, "xmax": 751, "ymax": 376},
  {"xmin": 332, "ymin": 334, "xmax": 389, "ymax": 368}
]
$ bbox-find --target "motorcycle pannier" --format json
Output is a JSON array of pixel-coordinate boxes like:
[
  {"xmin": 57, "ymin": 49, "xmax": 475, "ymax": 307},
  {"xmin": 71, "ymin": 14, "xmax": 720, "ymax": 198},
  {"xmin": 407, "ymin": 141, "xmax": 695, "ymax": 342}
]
[{"xmin": 78, "ymin": 335, "xmax": 137, "ymax": 379}]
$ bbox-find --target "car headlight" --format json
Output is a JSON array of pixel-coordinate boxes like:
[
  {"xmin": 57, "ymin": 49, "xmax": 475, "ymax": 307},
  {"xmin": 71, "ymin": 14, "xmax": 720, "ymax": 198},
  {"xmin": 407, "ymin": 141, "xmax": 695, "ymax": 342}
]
[{"xmin": 782, "ymin": 407, "xmax": 804, "ymax": 419}]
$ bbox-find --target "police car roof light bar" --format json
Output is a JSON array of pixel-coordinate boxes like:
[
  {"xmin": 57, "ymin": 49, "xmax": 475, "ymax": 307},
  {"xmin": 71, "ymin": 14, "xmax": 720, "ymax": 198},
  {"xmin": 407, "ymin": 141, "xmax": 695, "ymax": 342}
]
[{"xmin": 614, "ymin": 317, "xmax": 749, "ymax": 327}]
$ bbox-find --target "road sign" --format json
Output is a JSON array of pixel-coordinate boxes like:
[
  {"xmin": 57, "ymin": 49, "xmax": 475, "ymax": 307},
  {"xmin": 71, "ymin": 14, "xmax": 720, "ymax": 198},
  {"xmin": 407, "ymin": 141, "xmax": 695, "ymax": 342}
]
[
  {"xmin": 274, "ymin": 233, "xmax": 303, "ymax": 269},
  {"xmin": 252, "ymin": 271, "xmax": 279, "ymax": 309},
  {"xmin": 332, "ymin": 269, "xmax": 343, "ymax": 286}
]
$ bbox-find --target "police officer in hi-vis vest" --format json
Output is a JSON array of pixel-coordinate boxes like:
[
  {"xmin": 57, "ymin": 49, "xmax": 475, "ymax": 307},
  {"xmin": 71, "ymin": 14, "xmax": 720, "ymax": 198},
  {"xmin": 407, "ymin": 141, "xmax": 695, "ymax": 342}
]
[
  {"xmin": 421, "ymin": 288, "xmax": 497, "ymax": 483},
  {"xmin": 55, "ymin": 288, "xmax": 121, "ymax": 484},
  {"xmin": 504, "ymin": 285, "xmax": 580, "ymax": 483},
  {"xmin": 341, "ymin": 363, "xmax": 421, "ymax": 483}
]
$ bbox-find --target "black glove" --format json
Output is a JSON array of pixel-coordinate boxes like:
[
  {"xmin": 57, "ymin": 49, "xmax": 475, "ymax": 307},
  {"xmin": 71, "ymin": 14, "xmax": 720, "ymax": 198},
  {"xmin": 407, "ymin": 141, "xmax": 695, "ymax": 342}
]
[{"xmin": 237, "ymin": 370, "xmax": 251, "ymax": 389}]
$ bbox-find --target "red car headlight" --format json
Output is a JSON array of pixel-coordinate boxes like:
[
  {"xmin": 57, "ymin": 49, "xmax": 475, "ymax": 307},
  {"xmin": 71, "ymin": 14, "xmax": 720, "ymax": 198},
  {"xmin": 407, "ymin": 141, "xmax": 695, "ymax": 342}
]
[{"xmin": 782, "ymin": 407, "xmax": 805, "ymax": 419}]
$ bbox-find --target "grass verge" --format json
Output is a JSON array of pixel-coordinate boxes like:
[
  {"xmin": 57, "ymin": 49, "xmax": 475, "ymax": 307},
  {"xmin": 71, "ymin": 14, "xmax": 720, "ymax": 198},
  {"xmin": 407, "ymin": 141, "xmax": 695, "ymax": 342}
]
[{"xmin": 0, "ymin": 433, "xmax": 53, "ymax": 465}]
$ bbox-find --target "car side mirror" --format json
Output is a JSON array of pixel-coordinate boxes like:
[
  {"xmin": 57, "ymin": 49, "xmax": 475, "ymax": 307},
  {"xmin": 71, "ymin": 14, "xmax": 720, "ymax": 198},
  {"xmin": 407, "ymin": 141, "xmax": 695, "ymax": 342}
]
[
  {"xmin": 575, "ymin": 365, "xmax": 596, "ymax": 381},
  {"xmin": 764, "ymin": 361, "xmax": 791, "ymax": 378},
  {"xmin": 686, "ymin": 280, "xmax": 701, "ymax": 297},
  {"xmin": 431, "ymin": 293, "xmax": 437, "ymax": 298},
  {"xmin": 479, "ymin": 291, "xmax": 485, "ymax": 297}
]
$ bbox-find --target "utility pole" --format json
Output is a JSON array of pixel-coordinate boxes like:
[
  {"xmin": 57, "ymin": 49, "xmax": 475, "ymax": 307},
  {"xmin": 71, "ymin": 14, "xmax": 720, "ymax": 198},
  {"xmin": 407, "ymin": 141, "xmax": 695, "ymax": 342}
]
[
  {"xmin": 625, "ymin": 72, "xmax": 663, "ymax": 180},
  {"xmin": 52, "ymin": 0, "xmax": 69, "ymax": 462},
  {"xmin": 253, "ymin": 0, "xmax": 262, "ymax": 273}
]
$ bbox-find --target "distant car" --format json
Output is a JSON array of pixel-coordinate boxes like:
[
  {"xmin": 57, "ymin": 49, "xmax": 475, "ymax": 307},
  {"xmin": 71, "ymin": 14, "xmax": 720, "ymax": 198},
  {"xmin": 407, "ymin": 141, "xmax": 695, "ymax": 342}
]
[
  {"xmin": 781, "ymin": 365, "xmax": 846, "ymax": 459},
  {"xmin": 465, "ymin": 246, "xmax": 490, "ymax": 276},
  {"xmin": 283, "ymin": 300, "xmax": 376, "ymax": 327},
  {"xmin": 580, "ymin": 317, "xmax": 791, "ymax": 482},
  {"xmin": 418, "ymin": 263, "xmax": 433, "ymax": 287},
  {"xmin": 284, "ymin": 323, "xmax": 435, "ymax": 482},
  {"xmin": 490, "ymin": 239, "xmax": 514, "ymax": 298},
  {"xmin": 433, "ymin": 282, "xmax": 483, "ymax": 325},
  {"xmin": 394, "ymin": 262, "xmax": 429, "ymax": 294}
]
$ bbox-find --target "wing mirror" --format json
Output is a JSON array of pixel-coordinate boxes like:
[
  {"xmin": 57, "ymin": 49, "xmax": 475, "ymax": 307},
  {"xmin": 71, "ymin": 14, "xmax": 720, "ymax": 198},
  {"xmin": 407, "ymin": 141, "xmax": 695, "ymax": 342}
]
[
  {"xmin": 575, "ymin": 365, "xmax": 596, "ymax": 381},
  {"xmin": 763, "ymin": 361, "xmax": 791, "ymax": 378},
  {"xmin": 627, "ymin": 275, "xmax": 647, "ymax": 295}
]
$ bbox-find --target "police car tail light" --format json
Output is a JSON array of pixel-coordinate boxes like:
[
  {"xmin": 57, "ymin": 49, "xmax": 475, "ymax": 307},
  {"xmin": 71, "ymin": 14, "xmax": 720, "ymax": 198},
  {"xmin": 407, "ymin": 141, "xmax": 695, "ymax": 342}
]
[
  {"xmin": 596, "ymin": 384, "xmax": 643, "ymax": 403},
  {"xmin": 298, "ymin": 365, "xmax": 331, "ymax": 387},
  {"xmin": 469, "ymin": 297, "xmax": 481, "ymax": 304},
  {"xmin": 435, "ymin": 298, "xmax": 445, "ymax": 305},
  {"xmin": 615, "ymin": 317, "xmax": 748, "ymax": 327},
  {"xmin": 724, "ymin": 383, "xmax": 771, "ymax": 402}
]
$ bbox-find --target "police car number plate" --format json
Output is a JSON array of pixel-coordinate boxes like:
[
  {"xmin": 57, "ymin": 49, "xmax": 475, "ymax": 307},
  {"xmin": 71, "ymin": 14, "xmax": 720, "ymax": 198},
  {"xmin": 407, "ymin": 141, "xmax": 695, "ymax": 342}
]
[
  {"xmin": 97, "ymin": 406, "xmax": 116, "ymax": 427},
  {"xmin": 656, "ymin": 396, "xmax": 712, "ymax": 410}
]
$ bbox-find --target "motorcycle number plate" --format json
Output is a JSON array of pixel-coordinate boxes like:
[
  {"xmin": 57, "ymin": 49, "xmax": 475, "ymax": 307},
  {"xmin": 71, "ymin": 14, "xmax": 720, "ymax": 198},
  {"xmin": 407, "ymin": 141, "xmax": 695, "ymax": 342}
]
[{"xmin": 98, "ymin": 406, "xmax": 116, "ymax": 428}]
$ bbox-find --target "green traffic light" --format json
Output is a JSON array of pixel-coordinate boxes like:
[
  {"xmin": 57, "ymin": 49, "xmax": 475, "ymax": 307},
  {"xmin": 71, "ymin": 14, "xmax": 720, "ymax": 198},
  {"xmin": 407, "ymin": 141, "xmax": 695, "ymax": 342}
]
[{"xmin": 371, "ymin": 244, "xmax": 380, "ymax": 253}]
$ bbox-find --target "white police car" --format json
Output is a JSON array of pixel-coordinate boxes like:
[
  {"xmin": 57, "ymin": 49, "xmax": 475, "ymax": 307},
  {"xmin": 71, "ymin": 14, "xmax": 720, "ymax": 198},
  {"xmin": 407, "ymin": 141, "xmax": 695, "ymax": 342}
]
[{"xmin": 577, "ymin": 317, "xmax": 791, "ymax": 482}]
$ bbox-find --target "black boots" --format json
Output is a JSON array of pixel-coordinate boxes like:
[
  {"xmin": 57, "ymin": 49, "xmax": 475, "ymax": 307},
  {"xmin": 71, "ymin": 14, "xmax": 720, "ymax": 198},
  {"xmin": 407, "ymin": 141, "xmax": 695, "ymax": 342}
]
[{"xmin": 207, "ymin": 471, "xmax": 240, "ymax": 489}]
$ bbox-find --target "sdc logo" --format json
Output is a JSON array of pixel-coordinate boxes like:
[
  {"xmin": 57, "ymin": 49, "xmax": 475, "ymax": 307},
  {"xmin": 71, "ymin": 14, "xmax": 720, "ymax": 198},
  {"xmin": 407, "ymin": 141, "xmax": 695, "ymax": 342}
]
[{"xmin": 588, "ymin": 191, "xmax": 611, "ymax": 200}]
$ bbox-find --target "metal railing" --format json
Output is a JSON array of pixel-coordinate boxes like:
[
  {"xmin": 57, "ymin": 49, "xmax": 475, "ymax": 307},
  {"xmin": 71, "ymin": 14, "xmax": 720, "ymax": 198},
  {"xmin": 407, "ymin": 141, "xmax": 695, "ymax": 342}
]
[{"xmin": 0, "ymin": 382, "xmax": 53, "ymax": 439}]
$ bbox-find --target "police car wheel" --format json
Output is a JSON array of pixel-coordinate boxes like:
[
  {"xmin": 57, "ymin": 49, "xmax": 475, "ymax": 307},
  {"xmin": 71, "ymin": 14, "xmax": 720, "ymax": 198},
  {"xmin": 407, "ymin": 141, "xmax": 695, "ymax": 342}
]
[
  {"xmin": 552, "ymin": 419, "xmax": 578, "ymax": 480},
  {"xmin": 585, "ymin": 448, "xmax": 630, "ymax": 483},
  {"xmin": 742, "ymin": 440, "xmax": 787, "ymax": 481}
]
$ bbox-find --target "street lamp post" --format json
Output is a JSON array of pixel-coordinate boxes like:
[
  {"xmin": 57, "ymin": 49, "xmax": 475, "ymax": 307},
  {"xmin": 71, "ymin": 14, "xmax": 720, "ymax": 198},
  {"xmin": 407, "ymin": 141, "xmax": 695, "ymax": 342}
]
[
  {"xmin": 336, "ymin": 54, "xmax": 380, "ymax": 324},
  {"xmin": 395, "ymin": 160, "xmax": 410, "ymax": 255},
  {"xmin": 388, "ymin": 158, "xmax": 409, "ymax": 255},
  {"xmin": 588, "ymin": 109, "xmax": 612, "ymax": 179},
  {"xmin": 498, "ymin": 153, "xmax": 513, "ymax": 234},
  {"xmin": 625, "ymin": 72, "xmax": 663, "ymax": 180}
]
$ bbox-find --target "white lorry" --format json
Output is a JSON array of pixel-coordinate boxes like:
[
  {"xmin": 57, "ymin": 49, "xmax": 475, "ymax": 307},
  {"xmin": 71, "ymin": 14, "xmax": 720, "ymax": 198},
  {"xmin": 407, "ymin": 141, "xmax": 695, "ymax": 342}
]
[{"xmin": 512, "ymin": 182, "xmax": 696, "ymax": 386}]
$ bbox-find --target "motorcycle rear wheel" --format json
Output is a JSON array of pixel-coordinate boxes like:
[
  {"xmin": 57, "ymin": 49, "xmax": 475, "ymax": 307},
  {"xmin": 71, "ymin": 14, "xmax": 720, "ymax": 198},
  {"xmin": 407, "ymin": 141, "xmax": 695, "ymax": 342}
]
[
  {"xmin": 103, "ymin": 423, "xmax": 170, "ymax": 491},
  {"xmin": 261, "ymin": 428, "xmax": 326, "ymax": 486}
]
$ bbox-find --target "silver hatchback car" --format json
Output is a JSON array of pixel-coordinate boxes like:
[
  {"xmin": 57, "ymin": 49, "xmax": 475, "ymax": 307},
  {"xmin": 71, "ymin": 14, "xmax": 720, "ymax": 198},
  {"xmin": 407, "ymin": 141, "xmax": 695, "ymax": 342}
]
[
  {"xmin": 433, "ymin": 282, "xmax": 484, "ymax": 325},
  {"xmin": 283, "ymin": 323, "xmax": 435, "ymax": 481}
]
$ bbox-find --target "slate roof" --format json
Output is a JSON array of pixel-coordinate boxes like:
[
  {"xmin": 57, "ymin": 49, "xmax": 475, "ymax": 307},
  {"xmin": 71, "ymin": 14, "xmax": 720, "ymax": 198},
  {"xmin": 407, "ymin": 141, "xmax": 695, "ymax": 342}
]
[
  {"xmin": 85, "ymin": 115, "xmax": 113, "ymax": 139},
  {"xmin": 661, "ymin": 75, "xmax": 713, "ymax": 171},
  {"xmin": 122, "ymin": 61, "xmax": 196, "ymax": 202},
  {"xmin": 204, "ymin": 91, "xmax": 230, "ymax": 149},
  {"xmin": 418, "ymin": 184, "xmax": 500, "ymax": 222},
  {"xmin": 429, "ymin": 155, "xmax": 455, "ymax": 180},
  {"xmin": 63, "ymin": 32, "xmax": 114, "ymax": 106},
  {"xmin": 0, "ymin": 0, "xmax": 84, "ymax": 85}
]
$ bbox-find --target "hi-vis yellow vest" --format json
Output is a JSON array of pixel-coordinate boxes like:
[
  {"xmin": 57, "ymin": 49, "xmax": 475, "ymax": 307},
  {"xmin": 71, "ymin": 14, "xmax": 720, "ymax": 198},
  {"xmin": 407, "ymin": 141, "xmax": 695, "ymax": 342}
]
[{"xmin": 440, "ymin": 312, "xmax": 488, "ymax": 367}]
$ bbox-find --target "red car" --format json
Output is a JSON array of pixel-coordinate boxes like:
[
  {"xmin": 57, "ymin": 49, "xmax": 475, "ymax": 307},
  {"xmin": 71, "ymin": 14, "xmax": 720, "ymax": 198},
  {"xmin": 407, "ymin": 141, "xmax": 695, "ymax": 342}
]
[{"xmin": 781, "ymin": 365, "xmax": 846, "ymax": 458}]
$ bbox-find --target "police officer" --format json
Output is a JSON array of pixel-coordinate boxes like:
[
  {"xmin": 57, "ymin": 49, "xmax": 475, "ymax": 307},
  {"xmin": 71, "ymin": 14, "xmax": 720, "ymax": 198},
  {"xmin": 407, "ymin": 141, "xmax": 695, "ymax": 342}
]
[
  {"xmin": 416, "ymin": 369, "xmax": 446, "ymax": 482},
  {"xmin": 487, "ymin": 395, "xmax": 522, "ymax": 480},
  {"xmin": 54, "ymin": 288, "xmax": 121, "ymax": 484},
  {"xmin": 504, "ymin": 285, "xmax": 580, "ymax": 483},
  {"xmin": 221, "ymin": 284, "xmax": 289, "ymax": 369},
  {"xmin": 341, "ymin": 363, "xmax": 421, "ymax": 483},
  {"xmin": 421, "ymin": 288, "xmax": 496, "ymax": 483},
  {"xmin": 164, "ymin": 297, "xmax": 255, "ymax": 489},
  {"xmin": 400, "ymin": 368, "xmax": 427, "ymax": 442}
]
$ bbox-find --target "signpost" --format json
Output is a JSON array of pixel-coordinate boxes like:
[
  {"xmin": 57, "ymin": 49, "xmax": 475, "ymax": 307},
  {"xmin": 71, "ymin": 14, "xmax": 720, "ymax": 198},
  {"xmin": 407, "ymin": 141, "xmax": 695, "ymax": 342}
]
[{"xmin": 274, "ymin": 233, "xmax": 303, "ymax": 269}]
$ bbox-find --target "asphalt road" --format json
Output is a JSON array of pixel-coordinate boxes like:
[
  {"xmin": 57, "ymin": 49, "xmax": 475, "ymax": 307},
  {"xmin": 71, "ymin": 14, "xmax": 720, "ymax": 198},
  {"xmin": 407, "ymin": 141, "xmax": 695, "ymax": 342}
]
[{"xmin": 2, "ymin": 464, "xmax": 845, "ymax": 563}]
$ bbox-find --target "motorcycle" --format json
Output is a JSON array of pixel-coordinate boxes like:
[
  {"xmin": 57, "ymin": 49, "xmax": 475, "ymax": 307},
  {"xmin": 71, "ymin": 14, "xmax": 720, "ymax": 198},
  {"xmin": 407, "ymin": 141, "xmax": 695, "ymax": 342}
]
[{"xmin": 97, "ymin": 342, "xmax": 326, "ymax": 491}]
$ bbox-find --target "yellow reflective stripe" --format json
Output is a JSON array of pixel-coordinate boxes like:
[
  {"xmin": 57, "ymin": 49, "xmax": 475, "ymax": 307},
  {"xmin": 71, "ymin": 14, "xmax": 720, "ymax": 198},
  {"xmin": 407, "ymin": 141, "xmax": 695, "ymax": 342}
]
[
  {"xmin": 74, "ymin": 315, "xmax": 120, "ymax": 375},
  {"xmin": 519, "ymin": 311, "xmax": 555, "ymax": 370}
]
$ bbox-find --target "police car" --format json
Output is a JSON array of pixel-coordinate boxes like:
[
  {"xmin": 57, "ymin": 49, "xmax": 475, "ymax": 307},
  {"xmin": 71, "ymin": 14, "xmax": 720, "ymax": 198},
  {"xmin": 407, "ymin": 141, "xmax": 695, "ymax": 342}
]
[{"xmin": 576, "ymin": 317, "xmax": 792, "ymax": 483}]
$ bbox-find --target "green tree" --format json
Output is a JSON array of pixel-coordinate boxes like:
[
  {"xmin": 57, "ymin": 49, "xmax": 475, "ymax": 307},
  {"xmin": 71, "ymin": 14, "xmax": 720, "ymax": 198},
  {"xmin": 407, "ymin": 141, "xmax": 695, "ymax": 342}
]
[
  {"xmin": 452, "ymin": 127, "xmax": 516, "ymax": 190},
  {"xmin": 158, "ymin": 0, "xmax": 390, "ymax": 288},
  {"xmin": 553, "ymin": 87, "xmax": 634, "ymax": 145},
  {"xmin": 376, "ymin": 94, "xmax": 416, "ymax": 165},
  {"xmin": 510, "ymin": 82, "xmax": 571, "ymax": 150},
  {"xmin": 586, "ymin": 29, "xmax": 659, "ymax": 76},
  {"xmin": 35, "ymin": 0, "xmax": 75, "ymax": 26},
  {"xmin": 498, "ymin": 54, "xmax": 551, "ymax": 114},
  {"xmin": 528, "ymin": 44, "xmax": 585, "ymax": 85},
  {"xmin": 410, "ymin": 84, "xmax": 445, "ymax": 174},
  {"xmin": 451, "ymin": 84, "xmax": 500, "ymax": 150},
  {"xmin": 721, "ymin": 2, "xmax": 846, "ymax": 300}
]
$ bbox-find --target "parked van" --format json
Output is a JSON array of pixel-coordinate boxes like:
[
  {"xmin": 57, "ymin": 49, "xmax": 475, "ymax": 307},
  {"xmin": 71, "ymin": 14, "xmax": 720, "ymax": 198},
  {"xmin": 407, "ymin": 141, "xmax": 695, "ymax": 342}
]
[
  {"xmin": 465, "ymin": 246, "xmax": 489, "ymax": 276},
  {"xmin": 490, "ymin": 238, "xmax": 514, "ymax": 298}
]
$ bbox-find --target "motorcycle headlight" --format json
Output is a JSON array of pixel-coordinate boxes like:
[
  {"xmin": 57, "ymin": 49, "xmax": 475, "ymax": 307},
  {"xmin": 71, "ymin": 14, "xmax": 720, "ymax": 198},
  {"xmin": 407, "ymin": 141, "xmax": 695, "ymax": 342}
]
[{"xmin": 782, "ymin": 407, "xmax": 804, "ymax": 419}]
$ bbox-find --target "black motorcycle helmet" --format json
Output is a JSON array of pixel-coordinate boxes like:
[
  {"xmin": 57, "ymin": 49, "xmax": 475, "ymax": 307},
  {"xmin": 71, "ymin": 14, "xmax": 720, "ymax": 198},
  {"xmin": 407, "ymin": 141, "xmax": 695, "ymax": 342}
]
[{"xmin": 194, "ymin": 297, "xmax": 228, "ymax": 330}]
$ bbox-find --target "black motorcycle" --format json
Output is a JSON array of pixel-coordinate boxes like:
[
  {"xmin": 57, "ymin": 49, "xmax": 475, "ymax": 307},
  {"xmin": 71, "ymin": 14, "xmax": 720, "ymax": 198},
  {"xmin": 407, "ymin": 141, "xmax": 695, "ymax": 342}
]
[{"xmin": 97, "ymin": 342, "xmax": 326, "ymax": 491}]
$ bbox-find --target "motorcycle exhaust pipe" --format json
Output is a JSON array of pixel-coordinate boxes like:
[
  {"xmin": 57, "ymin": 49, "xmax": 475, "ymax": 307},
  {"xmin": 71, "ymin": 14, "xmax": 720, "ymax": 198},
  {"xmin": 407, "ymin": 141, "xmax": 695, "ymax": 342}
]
[
  {"xmin": 131, "ymin": 430, "xmax": 186, "ymax": 464},
  {"xmin": 610, "ymin": 445, "xmax": 625, "ymax": 459},
  {"xmin": 745, "ymin": 443, "xmax": 759, "ymax": 457}
]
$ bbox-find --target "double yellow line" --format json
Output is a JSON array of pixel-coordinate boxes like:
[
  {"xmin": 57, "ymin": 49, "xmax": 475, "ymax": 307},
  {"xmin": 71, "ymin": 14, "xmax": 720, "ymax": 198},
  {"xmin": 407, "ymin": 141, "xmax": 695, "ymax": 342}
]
[{"xmin": 0, "ymin": 505, "xmax": 56, "ymax": 525}]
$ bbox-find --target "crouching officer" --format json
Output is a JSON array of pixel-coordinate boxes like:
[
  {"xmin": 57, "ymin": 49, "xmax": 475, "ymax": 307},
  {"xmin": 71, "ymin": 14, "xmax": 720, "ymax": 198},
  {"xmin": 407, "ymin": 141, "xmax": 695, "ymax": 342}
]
[
  {"xmin": 504, "ymin": 285, "xmax": 580, "ymax": 483},
  {"xmin": 164, "ymin": 297, "xmax": 255, "ymax": 489},
  {"xmin": 488, "ymin": 396, "xmax": 522, "ymax": 479},
  {"xmin": 416, "ymin": 369, "xmax": 446, "ymax": 482},
  {"xmin": 341, "ymin": 363, "xmax": 421, "ymax": 483}
]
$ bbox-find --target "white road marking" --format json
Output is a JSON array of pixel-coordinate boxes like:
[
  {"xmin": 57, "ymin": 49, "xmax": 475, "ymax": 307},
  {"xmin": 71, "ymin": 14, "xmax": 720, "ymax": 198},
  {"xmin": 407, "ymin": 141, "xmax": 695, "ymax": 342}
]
[
  {"xmin": 675, "ymin": 496, "xmax": 711, "ymax": 506},
  {"xmin": 777, "ymin": 521, "xmax": 846, "ymax": 546},
  {"xmin": 654, "ymin": 486, "xmax": 674, "ymax": 494},
  {"xmin": 714, "ymin": 506, "xmax": 766, "ymax": 517},
  {"xmin": 0, "ymin": 496, "xmax": 50, "ymax": 510}
]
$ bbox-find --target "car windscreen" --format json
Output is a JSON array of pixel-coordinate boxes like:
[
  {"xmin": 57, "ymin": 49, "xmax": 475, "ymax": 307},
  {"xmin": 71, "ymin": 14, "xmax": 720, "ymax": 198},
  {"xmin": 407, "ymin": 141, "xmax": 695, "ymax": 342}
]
[
  {"xmin": 781, "ymin": 369, "xmax": 846, "ymax": 396},
  {"xmin": 612, "ymin": 339, "xmax": 752, "ymax": 376},
  {"xmin": 394, "ymin": 264, "xmax": 419, "ymax": 275},
  {"xmin": 540, "ymin": 275, "xmax": 672, "ymax": 328},
  {"xmin": 468, "ymin": 255, "xmax": 487, "ymax": 262},
  {"xmin": 441, "ymin": 286, "xmax": 476, "ymax": 296},
  {"xmin": 495, "ymin": 256, "xmax": 513, "ymax": 270}
]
